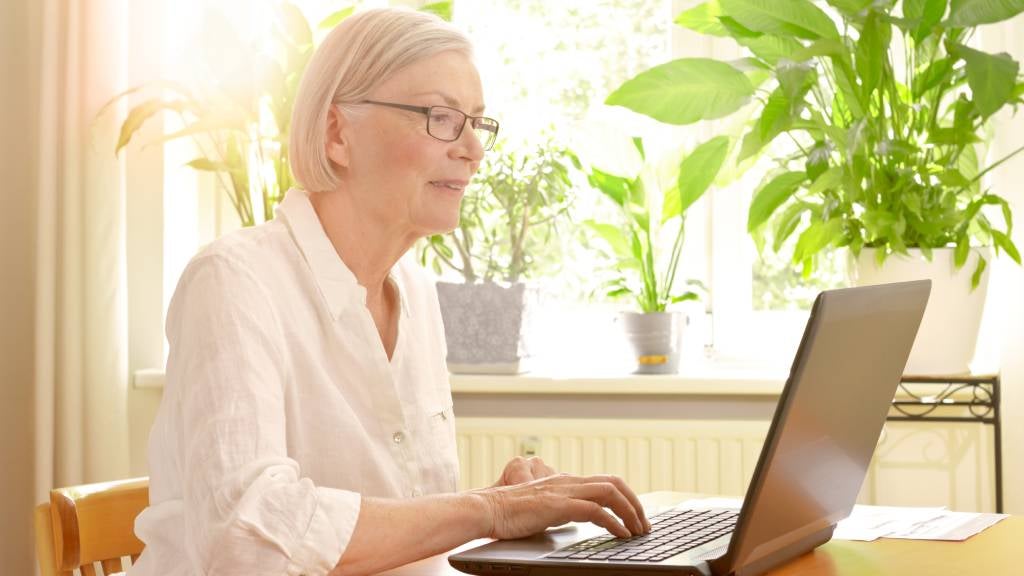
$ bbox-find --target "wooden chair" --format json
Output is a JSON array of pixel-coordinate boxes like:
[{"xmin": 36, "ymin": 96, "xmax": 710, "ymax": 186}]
[{"xmin": 35, "ymin": 477, "xmax": 149, "ymax": 576}]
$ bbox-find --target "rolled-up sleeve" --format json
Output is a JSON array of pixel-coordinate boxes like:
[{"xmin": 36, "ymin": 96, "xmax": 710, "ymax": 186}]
[{"xmin": 167, "ymin": 254, "xmax": 360, "ymax": 575}]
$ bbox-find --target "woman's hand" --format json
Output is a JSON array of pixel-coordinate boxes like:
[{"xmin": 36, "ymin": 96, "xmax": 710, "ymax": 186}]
[
  {"xmin": 473, "ymin": 473, "xmax": 651, "ymax": 540},
  {"xmin": 493, "ymin": 456, "xmax": 557, "ymax": 486}
]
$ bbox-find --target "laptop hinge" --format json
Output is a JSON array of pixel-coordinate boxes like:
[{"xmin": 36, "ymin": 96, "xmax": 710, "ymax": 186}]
[{"xmin": 708, "ymin": 525, "xmax": 834, "ymax": 576}]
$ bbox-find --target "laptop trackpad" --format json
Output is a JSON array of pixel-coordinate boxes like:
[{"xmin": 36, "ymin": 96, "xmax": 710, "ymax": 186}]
[{"xmin": 452, "ymin": 522, "xmax": 608, "ymax": 562}]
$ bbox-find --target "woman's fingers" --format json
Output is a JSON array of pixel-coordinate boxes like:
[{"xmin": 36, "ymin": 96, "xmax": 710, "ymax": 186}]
[
  {"xmin": 580, "ymin": 474, "xmax": 650, "ymax": 532},
  {"xmin": 563, "ymin": 499, "xmax": 632, "ymax": 538},
  {"xmin": 529, "ymin": 457, "xmax": 556, "ymax": 479},
  {"xmin": 496, "ymin": 456, "xmax": 555, "ymax": 486},
  {"xmin": 502, "ymin": 458, "xmax": 533, "ymax": 485},
  {"xmin": 479, "ymin": 472, "xmax": 650, "ymax": 540},
  {"xmin": 561, "ymin": 482, "xmax": 645, "ymax": 535}
]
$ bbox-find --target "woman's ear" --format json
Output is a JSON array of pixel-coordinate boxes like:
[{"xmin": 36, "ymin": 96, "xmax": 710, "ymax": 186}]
[{"xmin": 325, "ymin": 105, "xmax": 351, "ymax": 169}]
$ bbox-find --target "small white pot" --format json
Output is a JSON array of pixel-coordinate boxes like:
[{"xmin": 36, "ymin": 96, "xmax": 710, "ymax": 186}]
[
  {"xmin": 619, "ymin": 311, "xmax": 684, "ymax": 375},
  {"xmin": 850, "ymin": 247, "xmax": 991, "ymax": 375}
]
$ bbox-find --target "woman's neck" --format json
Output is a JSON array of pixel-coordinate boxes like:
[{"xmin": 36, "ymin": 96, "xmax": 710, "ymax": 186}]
[{"xmin": 308, "ymin": 189, "xmax": 416, "ymax": 301}]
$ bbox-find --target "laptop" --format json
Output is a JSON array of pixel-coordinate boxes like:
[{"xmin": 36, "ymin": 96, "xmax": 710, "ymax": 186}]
[{"xmin": 450, "ymin": 280, "xmax": 930, "ymax": 576}]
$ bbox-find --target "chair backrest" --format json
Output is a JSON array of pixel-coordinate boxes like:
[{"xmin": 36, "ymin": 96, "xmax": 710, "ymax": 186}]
[{"xmin": 35, "ymin": 477, "xmax": 149, "ymax": 576}]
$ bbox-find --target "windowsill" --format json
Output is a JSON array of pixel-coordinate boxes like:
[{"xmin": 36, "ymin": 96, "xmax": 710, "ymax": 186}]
[{"xmin": 131, "ymin": 363, "xmax": 790, "ymax": 396}]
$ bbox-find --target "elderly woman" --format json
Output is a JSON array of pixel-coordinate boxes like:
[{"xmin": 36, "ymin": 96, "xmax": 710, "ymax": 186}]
[{"xmin": 130, "ymin": 8, "xmax": 648, "ymax": 576}]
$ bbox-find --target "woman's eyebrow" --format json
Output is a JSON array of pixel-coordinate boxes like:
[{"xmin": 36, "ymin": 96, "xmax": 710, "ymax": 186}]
[{"xmin": 412, "ymin": 90, "xmax": 485, "ymax": 114}]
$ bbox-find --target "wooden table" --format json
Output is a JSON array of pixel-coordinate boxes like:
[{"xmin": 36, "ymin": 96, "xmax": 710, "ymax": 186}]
[{"xmin": 382, "ymin": 492, "xmax": 1019, "ymax": 576}]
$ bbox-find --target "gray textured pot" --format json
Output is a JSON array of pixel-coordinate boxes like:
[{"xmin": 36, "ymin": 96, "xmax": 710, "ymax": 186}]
[
  {"xmin": 436, "ymin": 281, "xmax": 536, "ymax": 374},
  {"xmin": 619, "ymin": 311, "xmax": 683, "ymax": 375}
]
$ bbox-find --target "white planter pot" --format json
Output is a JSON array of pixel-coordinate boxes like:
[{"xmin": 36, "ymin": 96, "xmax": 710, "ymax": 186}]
[
  {"xmin": 850, "ymin": 247, "xmax": 991, "ymax": 375},
  {"xmin": 619, "ymin": 311, "xmax": 685, "ymax": 375}
]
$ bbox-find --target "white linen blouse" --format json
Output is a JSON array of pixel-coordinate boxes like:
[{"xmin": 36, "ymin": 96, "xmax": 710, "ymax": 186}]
[{"xmin": 129, "ymin": 188, "xmax": 458, "ymax": 576}]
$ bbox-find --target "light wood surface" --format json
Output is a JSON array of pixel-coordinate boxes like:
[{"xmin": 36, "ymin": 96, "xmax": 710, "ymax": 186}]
[{"xmin": 382, "ymin": 491, "xmax": 1018, "ymax": 576}]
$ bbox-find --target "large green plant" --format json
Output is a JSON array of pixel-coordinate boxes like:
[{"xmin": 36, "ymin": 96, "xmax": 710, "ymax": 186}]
[
  {"xmin": 607, "ymin": 0, "xmax": 1024, "ymax": 286},
  {"xmin": 108, "ymin": 2, "xmax": 452, "ymax": 227},
  {"xmin": 421, "ymin": 138, "xmax": 577, "ymax": 284},
  {"xmin": 586, "ymin": 137, "xmax": 728, "ymax": 313}
]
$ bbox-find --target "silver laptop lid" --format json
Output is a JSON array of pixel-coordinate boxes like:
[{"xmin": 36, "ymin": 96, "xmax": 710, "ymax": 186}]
[{"xmin": 710, "ymin": 280, "xmax": 930, "ymax": 576}]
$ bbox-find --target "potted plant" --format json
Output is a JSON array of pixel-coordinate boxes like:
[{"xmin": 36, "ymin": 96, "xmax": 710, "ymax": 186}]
[
  {"xmin": 607, "ymin": 0, "xmax": 1024, "ymax": 374},
  {"xmin": 584, "ymin": 137, "xmax": 727, "ymax": 374},
  {"xmin": 420, "ymin": 138, "xmax": 577, "ymax": 374}
]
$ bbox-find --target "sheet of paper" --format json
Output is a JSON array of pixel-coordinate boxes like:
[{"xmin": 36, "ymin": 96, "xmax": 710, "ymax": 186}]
[
  {"xmin": 832, "ymin": 505, "xmax": 947, "ymax": 541},
  {"xmin": 883, "ymin": 510, "xmax": 1008, "ymax": 541},
  {"xmin": 670, "ymin": 498, "xmax": 1006, "ymax": 542}
]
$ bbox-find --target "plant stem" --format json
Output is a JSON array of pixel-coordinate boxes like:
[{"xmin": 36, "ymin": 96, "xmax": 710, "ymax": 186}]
[{"xmin": 968, "ymin": 142, "xmax": 1024, "ymax": 187}]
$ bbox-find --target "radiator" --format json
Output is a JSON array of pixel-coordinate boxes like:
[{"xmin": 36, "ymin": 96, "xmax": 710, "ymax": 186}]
[
  {"xmin": 454, "ymin": 418, "xmax": 997, "ymax": 512},
  {"xmin": 455, "ymin": 417, "xmax": 770, "ymax": 496}
]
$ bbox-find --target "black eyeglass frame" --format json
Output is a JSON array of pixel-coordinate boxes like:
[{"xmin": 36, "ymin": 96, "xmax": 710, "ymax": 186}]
[{"xmin": 361, "ymin": 99, "xmax": 499, "ymax": 150}]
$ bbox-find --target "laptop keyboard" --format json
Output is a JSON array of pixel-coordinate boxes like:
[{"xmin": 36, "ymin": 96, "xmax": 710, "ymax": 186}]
[{"xmin": 544, "ymin": 508, "xmax": 737, "ymax": 563}]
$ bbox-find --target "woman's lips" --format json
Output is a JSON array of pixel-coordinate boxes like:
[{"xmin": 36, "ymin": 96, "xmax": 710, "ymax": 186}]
[{"xmin": 429, "ymin": 180, "xmax": 468, "ymax": 192}]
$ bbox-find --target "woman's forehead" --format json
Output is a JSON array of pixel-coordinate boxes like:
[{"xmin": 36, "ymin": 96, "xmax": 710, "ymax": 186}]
[{"xmin": 379, "ymin": 52, "xmax": 484, "ymax": 110}]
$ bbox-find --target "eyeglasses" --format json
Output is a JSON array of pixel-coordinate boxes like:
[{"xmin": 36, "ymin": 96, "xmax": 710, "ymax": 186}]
[{"xmin": 361, "ymin": 100, "xmax": 499, "ymax": 151}]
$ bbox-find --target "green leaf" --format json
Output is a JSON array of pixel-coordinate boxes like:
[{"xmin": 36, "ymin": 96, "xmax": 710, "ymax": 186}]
[
  {"xmin": 736, "ymin": 35, "xmax": 805, "ymax": 65},
  {"xmin": 955, "ymin": 234, "xmax": 970, "ymax": 267},
  {"xmin": 827, "ymin": 0, "xmax": 873, "ymax": 15},
  {"xmin": 585, "ymin": 221, "xmax": 634, "ymax": 261},
  {"xmin": 676, "ymin": 136, "xmax": 730, "ymax": 215},
  {"xmin": 720, "ymin": 0, "xmax": 840, "ymax": 40},
  {"xmin": 947, "ymin": 0, "xmax": 1024, "ymax": 27},
  {"xmin": 971, "ymin": 254, "xmax": 987, "ymax": 289},
  {"xmin": 773, "ymin": 202, "xmax": 808, "ymax": 251},
  {"xmin": 632, "ymin": 137, "xmax": 646, "ymax": 161},
  {"xmin": 953, "ymin": 44, "xmax": 1020, "ymax": 117},
  {"xmin": 662, "ymin": 185, "xmax": 682, "ymax": 223},
  {"xmin": 777, "ymin": 60, "xmax": 816, "ymax": 100},
  {"xmin": 806, "ymin": 142, "xmax": 830, "ymax": 180},
  {"xmin": 748, "ymin": 171, "xmax": 807, "ymax": 231},
  {"xmin": 607, "ymin": 287, "xmax": 634, "ymax": 299},
  {"xmin": 719, "ymin": 15, "xmax": 764, "ymax": 37},
  {"xmin": 904, "ymin": 0, "xmax": 948, "ymax": 42},
  {"xmin": 115, "ymin": 99, "xmax": 192, "ymax": 153},
  {"xmin": 912, "ymin": 57, "xmax": 954, "ymax": 99},
  {"xmin": 671, "ymin": 292, "xmax": 701, "ymax": 304},
  {"xmin": 606, "ymin": 58, "xmax": 755, "ymax": 125},
  {"xmin": 794, "ymin": 218, "xmax": 842, "ymax": 262},
  {"xmin": 807, "ymin": 166, "xmax": 843, "ymax": 195},
  {"xmin": 758, "ymin": 88, "xmax": 795, "ymax": 140},
  {"xmin": 991, "ymin": 230, "xmax": 1022, "ymax": 263},
  {"xmin": 419, "ymin": 1, "xmax": 454, "ymax": 21},
  {"xmin": 675, "ymin": 1, "xmax": 729, "ymax": 36},
  {"xmin": 589, "ymin": 168, "xmax": 632, "ymax": 207},
  {"xmin": 185, "ymin": 157, "xmax": 232, "ymax": 172},
  {"xmin": 738, "ymin": 125, "xmax": 771, "ymax": 162},
  {"xmin": 937, "ymin": 169, "xmax": 972, "ymax": 187},
  {"xmin": 855, "ymin": 12, "xmax": 889, "ymax": 96},
  {"xmin": 317, "ymin": 6, "xmax": 355, "ymax": 30}
]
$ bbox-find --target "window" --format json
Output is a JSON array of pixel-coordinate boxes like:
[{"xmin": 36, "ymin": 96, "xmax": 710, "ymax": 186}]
[{"xmin": 134, "ymin": 0, "xmax": 845, "ymax": 376}]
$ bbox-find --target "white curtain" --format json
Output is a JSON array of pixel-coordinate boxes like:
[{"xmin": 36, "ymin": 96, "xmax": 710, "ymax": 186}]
[{"xmin": 34, "ymin": 0, "xmax": 132, "ymax": 499}]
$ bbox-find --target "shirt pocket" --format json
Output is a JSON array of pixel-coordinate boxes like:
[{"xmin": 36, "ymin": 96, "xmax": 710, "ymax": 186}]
[{"xmin": 426, "ymin": 403, "xmax": 460, "ymax": 492}]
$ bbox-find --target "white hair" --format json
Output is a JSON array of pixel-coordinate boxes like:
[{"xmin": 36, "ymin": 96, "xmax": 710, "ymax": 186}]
[{"xmin": 289, "ymin": 8, "xmax": 473, "ymax": 192}]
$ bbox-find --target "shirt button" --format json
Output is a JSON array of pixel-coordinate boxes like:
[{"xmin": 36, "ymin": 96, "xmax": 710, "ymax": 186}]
[{"xmin": 392, "ymin": 431, "xmax": 405, "ymax": 445}]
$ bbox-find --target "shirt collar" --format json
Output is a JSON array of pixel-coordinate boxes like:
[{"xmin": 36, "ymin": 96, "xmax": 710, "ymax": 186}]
[{"xmin": 276, "ymin": 188, "xmax": 411, "ymax": 321}]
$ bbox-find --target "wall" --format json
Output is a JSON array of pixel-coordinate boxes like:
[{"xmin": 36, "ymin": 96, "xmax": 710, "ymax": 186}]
[
  {"xmin": 982, "ymin": 24, "xmax": 1024, "ymax": 516},
  {"xmin": 0, "ymin": 0, "xmax": 40, "ymax": 573}
]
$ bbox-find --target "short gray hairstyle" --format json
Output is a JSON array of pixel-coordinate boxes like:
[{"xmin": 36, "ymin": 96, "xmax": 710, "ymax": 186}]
[{"xmin": 289, "ymin": 8, "xmax": 474, "ymax": 192}]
